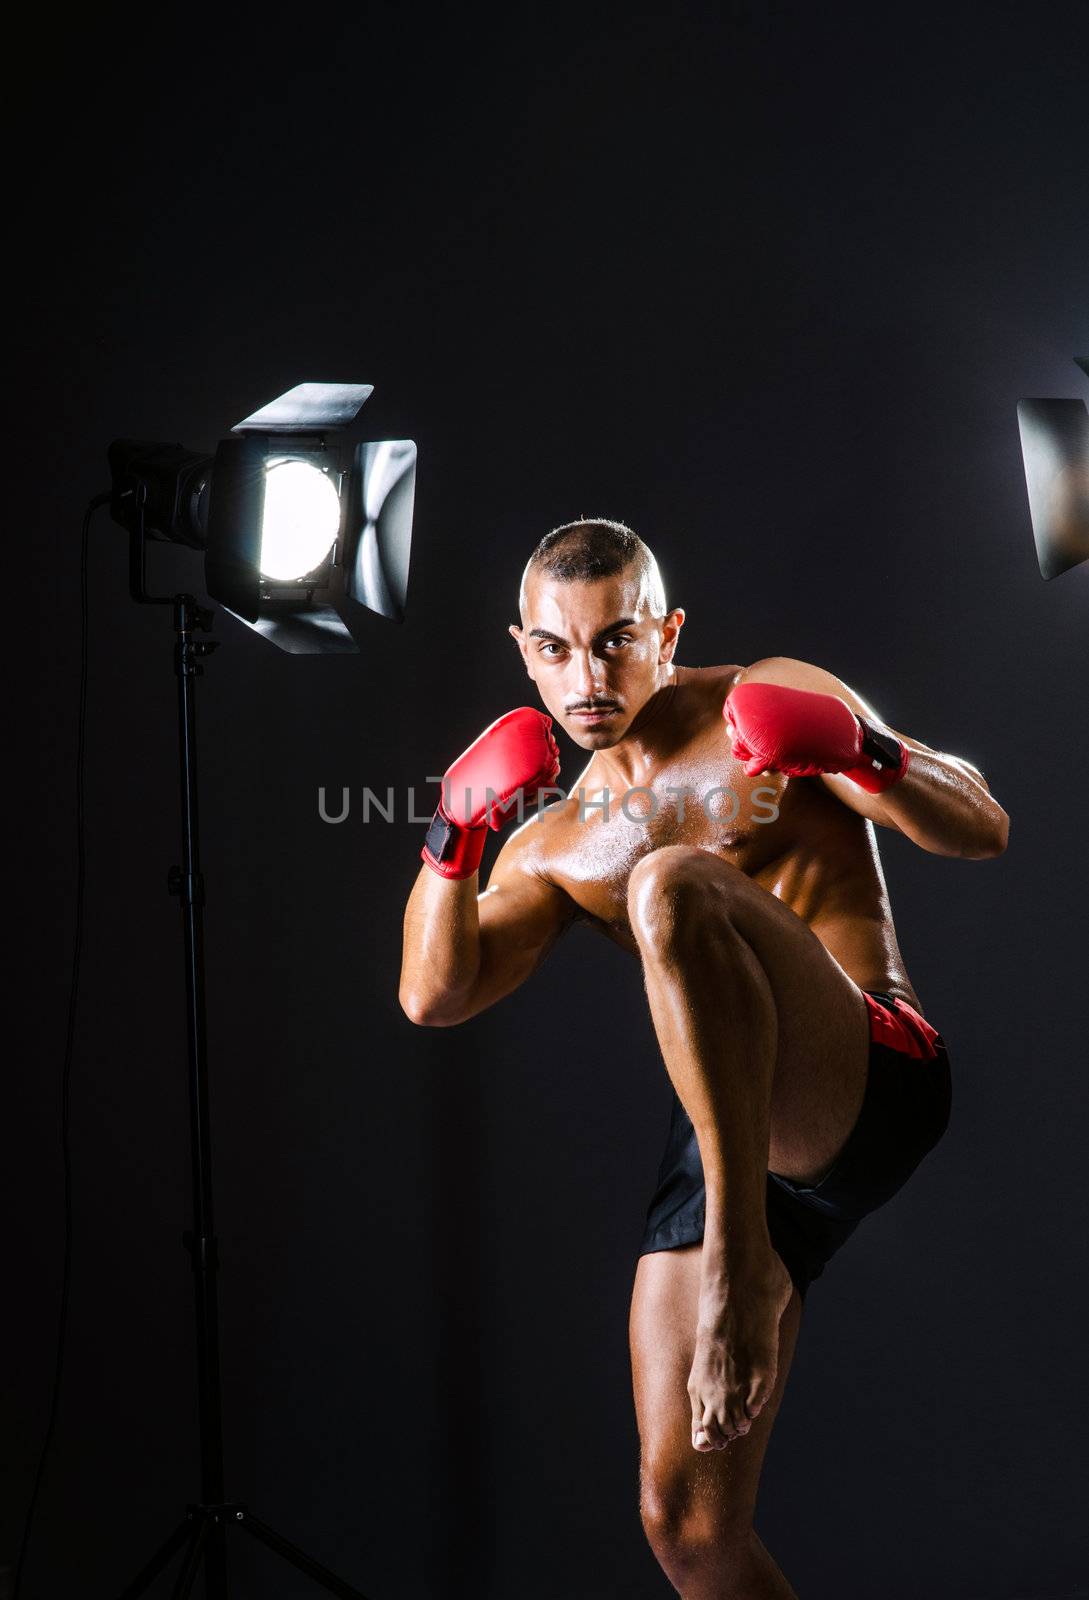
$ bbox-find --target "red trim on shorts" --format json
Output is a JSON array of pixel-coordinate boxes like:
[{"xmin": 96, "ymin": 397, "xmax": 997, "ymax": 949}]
[{"xmin": 863, "ymin": 991, "xmax": 941, "ymax": 1060}]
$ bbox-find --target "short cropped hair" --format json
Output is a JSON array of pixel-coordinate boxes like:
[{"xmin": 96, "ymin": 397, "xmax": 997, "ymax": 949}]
[{"xmin": 518, "ymin": 518, "xmax": 667, "ymax": 618}]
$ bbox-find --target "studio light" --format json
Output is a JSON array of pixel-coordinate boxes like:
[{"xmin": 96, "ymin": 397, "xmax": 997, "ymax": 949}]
[
  {"xmin": 65, "ymin": 381, "xmax": 420, "ymax": 1598},
  {"xmin": 1016, "ymin": 358, "xmax": 1089, "ymax": 580},
  {"xmin": 108, "ymin": 381, "xmax": 416, "ymax": 649}
]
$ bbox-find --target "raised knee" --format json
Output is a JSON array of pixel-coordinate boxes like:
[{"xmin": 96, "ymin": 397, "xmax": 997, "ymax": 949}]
[
  {"xmin": 627, "ymin": 845, "xmax": 708, "ymax": 929},
  {"xmin": 627, "ymin": 845, "xmax": 742, "ymax": 946}
]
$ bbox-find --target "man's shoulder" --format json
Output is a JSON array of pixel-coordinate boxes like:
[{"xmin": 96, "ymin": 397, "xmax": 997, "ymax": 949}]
[
  {"xmin": 732, "ymin": 655, "xmax": 844, "ymax": 692},
  {"xmin": 487, "ymin": 802, "xmax": 592, "ymax": 923},
  {"xmin": 496, "ymin": 787, "xmax": 581, "ymax": 871},
  {"xmin": 731, "ymin": 656, "xmax": 885, "ymax": 722}
]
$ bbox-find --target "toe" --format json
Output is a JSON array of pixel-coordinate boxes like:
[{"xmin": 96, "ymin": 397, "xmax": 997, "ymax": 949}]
[
  {"xmin": 744, "ymin": 1371, "xmax": 773, "ymax": 1420},
  {"xmin": 698, "ymin": 1407, "xmax": 730, "ymax": 1450}
]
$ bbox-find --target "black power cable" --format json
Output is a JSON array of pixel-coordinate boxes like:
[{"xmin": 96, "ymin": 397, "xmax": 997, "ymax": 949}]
[{"xmin": 14, "ymin": 491, "xmax": 110, "ymax": 1600}]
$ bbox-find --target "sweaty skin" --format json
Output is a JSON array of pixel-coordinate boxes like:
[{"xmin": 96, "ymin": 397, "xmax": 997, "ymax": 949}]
[
  {"xmin": 513, "ymin": 660, "xmax": 919, "ymax": 991},
  {"xmin": 400, "ymin": 565, "xmax": 1008, "ymax": 1467}
]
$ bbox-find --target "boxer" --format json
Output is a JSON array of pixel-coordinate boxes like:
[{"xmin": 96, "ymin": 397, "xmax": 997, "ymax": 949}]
[{"xmin": 399, "ymin": 519, "xmax": 1008, "ymax": 1599}]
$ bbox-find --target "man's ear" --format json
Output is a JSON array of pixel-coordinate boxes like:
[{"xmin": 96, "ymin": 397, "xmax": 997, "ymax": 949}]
[
  {"xmin": 659, "ymin": 608, "xmax": 686, "ymax": 664},
  {"xmin": 508, "ymin": 622, "xmax": 533, "ymax": 677}
]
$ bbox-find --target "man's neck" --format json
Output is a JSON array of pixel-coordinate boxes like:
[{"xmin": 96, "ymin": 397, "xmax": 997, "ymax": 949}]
[{"xmin": 585, "ymin": 664, "xmax": 682, "ymax": 794}]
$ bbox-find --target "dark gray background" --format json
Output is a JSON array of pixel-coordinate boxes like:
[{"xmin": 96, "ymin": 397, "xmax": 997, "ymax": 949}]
[{"xmin": 9, "ymin": 5, "xmax": 1088, "ymax": 1598}]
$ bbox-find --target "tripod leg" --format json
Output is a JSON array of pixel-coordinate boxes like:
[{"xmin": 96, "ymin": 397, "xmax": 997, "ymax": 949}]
[
  {"xmin": 169, "ymin": 1515, "xmax": 210, "ymax": 1600},
  {"xmin": 115, "ymin": 1520, "xmax": 192, "ymax": 1600},
  {"xmin": 238, "ymin": 1511, "xmax": 373, "ymax": 1599},
  {"xmin": 202, "ymin": 1519, "xmax": 228, "ymax": 1600}
]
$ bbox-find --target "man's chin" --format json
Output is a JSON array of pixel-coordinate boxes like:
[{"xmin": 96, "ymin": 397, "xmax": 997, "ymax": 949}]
[{"xmin": 566, "ymin": 721, "xmax": 626, "ymax": 749}]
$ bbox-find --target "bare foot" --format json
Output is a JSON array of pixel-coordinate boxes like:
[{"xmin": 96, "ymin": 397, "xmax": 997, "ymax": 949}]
[{"xmin": 688, "ymin": 1249, "xmax": 793, "ymax": 1451}]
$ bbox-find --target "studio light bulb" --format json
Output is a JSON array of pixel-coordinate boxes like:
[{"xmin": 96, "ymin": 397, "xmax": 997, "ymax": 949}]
[{"xmin": 259, "ymin": 459, "xmax": 341, "ymax": 580}]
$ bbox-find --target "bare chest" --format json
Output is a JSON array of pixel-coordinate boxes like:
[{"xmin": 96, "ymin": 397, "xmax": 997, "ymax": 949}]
[{"xmin": 539, "ymin": 739, "xmax": 806, "ymax": 944}]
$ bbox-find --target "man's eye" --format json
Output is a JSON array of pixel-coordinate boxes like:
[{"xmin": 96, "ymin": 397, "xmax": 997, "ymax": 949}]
[
  {"xmin": 540, "ymin": 643, "xmax": 564, "ymax": 656},
  {"xmin": 605, "ymin": 636, "xmax": 630, "ymax": 649}
]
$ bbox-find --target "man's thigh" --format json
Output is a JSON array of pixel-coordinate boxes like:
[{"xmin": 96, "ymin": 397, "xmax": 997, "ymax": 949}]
[
  {"xmin": 630, "ymin": 1243, "xmax": 804, "ymax": 1539},
  {"xmin": 641, "ymin": 845, "xmax": 873, "ymax": 1185},
  {"xmin": 732, "ymin": 873, "xmax": 871, "ymax": 1183}
]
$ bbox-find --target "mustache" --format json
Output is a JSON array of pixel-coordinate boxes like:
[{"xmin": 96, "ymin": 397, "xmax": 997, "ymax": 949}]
[{"xmin": 566, "ymin": 701, "xmax": 619, "ymax": 712}]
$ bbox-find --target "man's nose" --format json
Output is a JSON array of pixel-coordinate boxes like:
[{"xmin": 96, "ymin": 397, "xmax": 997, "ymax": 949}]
[{"xmin": 571, "ymin": 649, "xmax": 607, "ymax": 699}]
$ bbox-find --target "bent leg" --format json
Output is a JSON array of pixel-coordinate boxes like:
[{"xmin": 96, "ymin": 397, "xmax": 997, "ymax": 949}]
[
  {"xmin": 627, "ymin": 844, "xmax": 870, "ymax": 1446},
  {"xmin": 631, "ymin": 1244, "xmax": 802, "ymax": 1600}
]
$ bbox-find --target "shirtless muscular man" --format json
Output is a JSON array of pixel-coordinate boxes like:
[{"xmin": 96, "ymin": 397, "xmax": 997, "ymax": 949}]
[{"xmin": 399, "ymin": 519, "xmax": 1009, "ymax": 1600}]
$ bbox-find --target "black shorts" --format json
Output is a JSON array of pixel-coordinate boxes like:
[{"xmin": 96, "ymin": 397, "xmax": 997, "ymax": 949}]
[{"xmin": 637, "ymin": 990, "xmax": 952, "ymax": 1301}]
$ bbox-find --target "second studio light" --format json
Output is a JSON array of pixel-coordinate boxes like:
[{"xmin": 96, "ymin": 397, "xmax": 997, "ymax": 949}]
[
  {"xmin": 108, "ymin": 382, "xmax": 417, "ymax": 650},
  {"xmin": 1016, "ymin": 358, "xmax": 1089, "ymax": 581}
]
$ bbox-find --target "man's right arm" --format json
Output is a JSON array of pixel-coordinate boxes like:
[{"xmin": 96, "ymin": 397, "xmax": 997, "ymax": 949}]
[{"xmin": 399, "ymin": 824, "xmax": 576, "ymax": 1026}]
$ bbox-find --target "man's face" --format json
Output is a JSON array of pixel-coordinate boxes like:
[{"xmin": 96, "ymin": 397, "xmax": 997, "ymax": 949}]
[{"xmin": 509, "ymin": 566, "xmax": 685, "ymax": 749}]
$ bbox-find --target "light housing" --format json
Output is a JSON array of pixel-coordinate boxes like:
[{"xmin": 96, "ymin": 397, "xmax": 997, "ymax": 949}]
[
  {"xmin": 108, "ymin": 382, "xmax": 416, "ymax": 651},
  {"xmin": 1016, "ymin": 360, "xmax": 1089, "ymax": 581}
]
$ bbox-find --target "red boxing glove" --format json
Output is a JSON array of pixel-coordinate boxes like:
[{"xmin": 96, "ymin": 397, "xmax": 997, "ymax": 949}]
[
  {"xmin": 422, "ymin": 707, "xmax": 562, "ymax": 879},
  {"xmin": 724, "ymin": 681, "xmax": 910, "ymax": 794}
]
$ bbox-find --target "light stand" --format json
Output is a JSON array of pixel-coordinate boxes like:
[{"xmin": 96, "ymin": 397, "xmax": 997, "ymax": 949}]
[{"xmin": 113, "ymin": 511, "xmax": 373, "ymax": 1600}]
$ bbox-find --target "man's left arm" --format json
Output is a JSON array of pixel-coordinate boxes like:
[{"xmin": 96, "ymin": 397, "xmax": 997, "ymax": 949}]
[{"xmin": 735, "ymin": 656, "xmax": 1010, "ymax": 859}]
